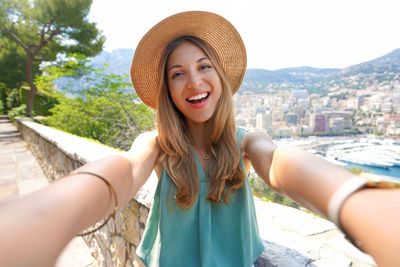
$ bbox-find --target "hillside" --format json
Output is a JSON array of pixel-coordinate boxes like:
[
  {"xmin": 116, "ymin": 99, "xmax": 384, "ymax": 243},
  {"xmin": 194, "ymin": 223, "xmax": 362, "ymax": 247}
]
[
  {"xmin": 242, "ymin": 48, "xmax": 400, "ymax": 95},
  {"xmin": 55, "ymin": 48, "xmax": 400, "ymax": 96},
  {"xmin": 241, "ymin": 67, "xmax": 340, "ymax": 95},
  {"xmin": 90, "ymin": 49, "xmax": 135, "ymax": 76}
]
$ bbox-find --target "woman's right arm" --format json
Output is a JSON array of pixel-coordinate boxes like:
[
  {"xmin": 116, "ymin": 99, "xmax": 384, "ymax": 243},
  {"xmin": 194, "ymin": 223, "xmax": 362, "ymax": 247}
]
[{"xmin": 125, "ymin": 131, "xmax": 160, "ymax": 199}]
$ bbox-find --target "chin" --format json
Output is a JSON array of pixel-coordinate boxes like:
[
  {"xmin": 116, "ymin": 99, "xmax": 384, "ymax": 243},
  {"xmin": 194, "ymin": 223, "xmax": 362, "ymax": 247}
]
[{"xmin": 186, "ymin": 114, "xmax": 213, "ymax": 125}]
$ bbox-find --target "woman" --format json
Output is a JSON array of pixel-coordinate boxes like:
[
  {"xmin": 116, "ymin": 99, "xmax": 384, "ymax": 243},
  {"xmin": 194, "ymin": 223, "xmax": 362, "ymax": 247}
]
[
  {"xmin": 1, "ymin": 11, "xmax": 399, "ymax": 267},
  {"xmin": 129, "ymin": 11, "xmax": 272, "ymax": 266}
]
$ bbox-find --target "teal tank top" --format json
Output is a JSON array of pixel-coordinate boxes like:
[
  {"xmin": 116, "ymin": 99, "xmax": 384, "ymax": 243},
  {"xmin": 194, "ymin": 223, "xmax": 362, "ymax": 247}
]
[{"xmin": 136, "ymin": 127, "xmax": 264, "ymax": 266}]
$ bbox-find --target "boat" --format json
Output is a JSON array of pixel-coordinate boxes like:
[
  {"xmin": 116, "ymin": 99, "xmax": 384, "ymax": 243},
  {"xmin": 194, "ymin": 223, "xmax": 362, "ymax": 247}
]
[{"xmin": 340, "ymin": 153, "xmax": 393, "ymax": 169}]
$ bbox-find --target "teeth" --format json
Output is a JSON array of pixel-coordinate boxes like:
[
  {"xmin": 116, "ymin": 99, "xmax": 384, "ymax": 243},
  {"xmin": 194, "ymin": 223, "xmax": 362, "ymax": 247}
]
[{"xmin": 188, "ymin": 93, "xmax": 208, "ymax": 101}]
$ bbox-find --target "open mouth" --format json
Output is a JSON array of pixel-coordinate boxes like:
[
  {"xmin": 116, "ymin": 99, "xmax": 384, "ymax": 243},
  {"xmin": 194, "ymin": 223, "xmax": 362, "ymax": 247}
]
[{"xmin": 186, "ymin": 93, "xmax": 210, "ymax": 104}]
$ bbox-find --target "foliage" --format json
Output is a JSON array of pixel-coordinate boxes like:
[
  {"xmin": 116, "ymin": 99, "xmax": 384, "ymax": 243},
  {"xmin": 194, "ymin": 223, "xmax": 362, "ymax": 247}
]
[
  {"xmin": 347, "ymin": 167, "xmax": 369, "ymax": 175},
  {"xmin": 6, "ymin": 87, "xmax": 20, "ymax": 109},
  {"xmin": 0, "ymin": 82, "xmax": 21, "ymax": 114},
  {"xmin": 7, "ymin": 104, "xmax": 26, "ymax": 122},
  {"xmin": 44, "ymin": 56, "xmax": 155, "ymax": 150},
  {"xmin": 0, "ymin": 36, "xmax": 29, "ymax": 88},
  {"xmin": 249, "ymin": 171, "xmax": 299, "ymax": 209},
  {"xmin": 0, "ymin": 0, "xmax": 105, "ymax": 58},
  {"xmin": 0, "ymin": 0, "xmax": 105, "ymax": 116},
  {"xmin": 0, "ymin": 82, "xmax": 6, "ymax": 109},
  {"xmin": 295, "ymin": 130, "xmax": 360, "ymax": 137},
  {"xmin": 20, "ymin": 87, "xmax": 57, "ymax": 116}
]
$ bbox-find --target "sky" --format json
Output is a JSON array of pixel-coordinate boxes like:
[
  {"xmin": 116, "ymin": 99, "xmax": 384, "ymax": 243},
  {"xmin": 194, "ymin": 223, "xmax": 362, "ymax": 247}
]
[{"xmin": 88, "ymin": 0, "xmax": 400, "ymax": 70}]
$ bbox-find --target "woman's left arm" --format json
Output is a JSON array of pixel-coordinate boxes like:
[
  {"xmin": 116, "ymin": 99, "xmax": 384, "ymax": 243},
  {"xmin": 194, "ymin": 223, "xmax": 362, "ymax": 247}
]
[
  {"xmin": 242, "ymin": 130, "xmax": 400, "ymax": 266},
  {"xmin": 242, "ymin": 130, "xmax": 354, "ymax": 216}
]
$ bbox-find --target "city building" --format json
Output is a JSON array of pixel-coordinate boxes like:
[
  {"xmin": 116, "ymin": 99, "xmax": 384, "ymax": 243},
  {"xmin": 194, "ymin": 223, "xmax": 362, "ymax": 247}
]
[
  {"xmin": 313, "ymin": 114, "xmax": 327, "ymax": 133},
  {"xmin": 292, "ymin": 90, "xmax": 308, "ymax": 101},
  {"xmin": 330, "ymin": 118, "xmax": 345, "ymax": 133},
  {"xmin": 285, "ymin": 113, "xmax": 299, "ymax": 126}
]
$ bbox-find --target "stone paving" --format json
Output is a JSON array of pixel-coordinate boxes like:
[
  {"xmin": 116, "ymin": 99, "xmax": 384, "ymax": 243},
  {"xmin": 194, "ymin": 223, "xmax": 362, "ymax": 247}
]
[
  {"xmin": 254, "ymin": 198, "xmax": 376, "ymax": 266},
  {"xmin": 0, "ymin": 115, "xmax": 96, "ymax": 267}
]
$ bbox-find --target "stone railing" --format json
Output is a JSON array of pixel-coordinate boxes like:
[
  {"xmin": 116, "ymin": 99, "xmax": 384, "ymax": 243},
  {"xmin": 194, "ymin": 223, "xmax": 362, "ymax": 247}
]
[{"xmin": 16, "ymin": 118, "xmax": 377, "ymax": 267}]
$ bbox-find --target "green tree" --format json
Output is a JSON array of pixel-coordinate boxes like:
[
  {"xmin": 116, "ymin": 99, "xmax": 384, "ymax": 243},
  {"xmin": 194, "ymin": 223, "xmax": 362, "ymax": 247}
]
[
  {"xmin": 0, "ymin": 0, "xmax": 105, "ymax": 117},
  {"xmin": 0, "ymin": 36, "xmax": 27, "ymax": 89},
  {"xmin": 44, "ymin": 57, "xmax": 155, "ymax": 150},
  {"xmin": 0, "ymin": 37, "xmax": 28, "ymax": 113}
]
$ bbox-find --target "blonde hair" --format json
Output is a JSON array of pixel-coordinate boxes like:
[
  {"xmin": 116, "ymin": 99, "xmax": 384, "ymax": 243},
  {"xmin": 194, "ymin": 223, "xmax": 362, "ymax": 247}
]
[{"xmin": 156, "ymin": 36, "xmax": 245, "ymax": 209}]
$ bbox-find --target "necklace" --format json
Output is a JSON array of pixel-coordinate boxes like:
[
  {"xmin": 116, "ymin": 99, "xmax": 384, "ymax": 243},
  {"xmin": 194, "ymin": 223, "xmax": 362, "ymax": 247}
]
[{"xmin": 204, "ymin": 153, "xmax": 210, "ymax": 160}]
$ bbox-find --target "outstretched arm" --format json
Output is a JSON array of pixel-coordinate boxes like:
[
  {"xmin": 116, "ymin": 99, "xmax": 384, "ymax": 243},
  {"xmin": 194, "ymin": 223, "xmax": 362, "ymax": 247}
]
[
  {"xmin": 0, "ymin": 131, "xmax": 159, "ymax": 267},
  {"xmin": 242, "ymin": 131, "xmax": 400, "ymax": 267}
]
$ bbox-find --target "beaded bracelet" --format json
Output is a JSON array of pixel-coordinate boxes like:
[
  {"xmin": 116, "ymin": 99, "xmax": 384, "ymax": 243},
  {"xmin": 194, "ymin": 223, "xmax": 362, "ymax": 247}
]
[{"xmin": 63, "ymin": 171, "xmax": 119, "ymax": 236}]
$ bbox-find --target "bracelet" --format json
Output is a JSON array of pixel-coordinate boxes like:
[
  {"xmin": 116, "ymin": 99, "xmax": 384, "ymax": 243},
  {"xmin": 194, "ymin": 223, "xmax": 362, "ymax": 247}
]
[
  {"xmin": 327, "ymin": 176, "xmax": 367, "ymax": 228},
  {"xmin": 63, "ymin": 171, "xmax": 118, "ymax": 236},
  {"xmin": 327, "ymin": 175, "xmax": 400, "ymax": 251}
]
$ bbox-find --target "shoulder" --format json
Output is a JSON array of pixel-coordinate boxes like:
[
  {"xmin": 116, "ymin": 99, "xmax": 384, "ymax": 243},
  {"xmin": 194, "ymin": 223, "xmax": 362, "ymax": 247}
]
[
  {"xmin": 134, "ymin": 130, "xmax": 158, "ymax": 143},
  {"xmin": 241, "ymin": 129, "xmax": 274, "ymax": 159},
  {"xmin": 129, "ymin": 131, "xmax": 160, "ymax": 154}
]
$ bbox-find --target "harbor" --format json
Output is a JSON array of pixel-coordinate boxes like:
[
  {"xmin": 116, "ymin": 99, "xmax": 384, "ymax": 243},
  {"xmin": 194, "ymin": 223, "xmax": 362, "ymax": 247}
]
[{"xmin": 275, "ymin": 135, "xmax": 400, "ymax": 179}]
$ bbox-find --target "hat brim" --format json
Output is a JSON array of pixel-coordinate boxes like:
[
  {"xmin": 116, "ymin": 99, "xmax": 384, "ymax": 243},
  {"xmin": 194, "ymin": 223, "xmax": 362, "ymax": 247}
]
[{"xmin": 131, "ymin": 11, "xmax": 247, "ymax": 109}]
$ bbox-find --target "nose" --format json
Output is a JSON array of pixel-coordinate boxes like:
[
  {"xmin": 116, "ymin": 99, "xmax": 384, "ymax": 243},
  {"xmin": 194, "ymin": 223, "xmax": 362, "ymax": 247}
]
[{"xmin": 186, "ymin": 71, "xmax": 202, "ymax": 89}]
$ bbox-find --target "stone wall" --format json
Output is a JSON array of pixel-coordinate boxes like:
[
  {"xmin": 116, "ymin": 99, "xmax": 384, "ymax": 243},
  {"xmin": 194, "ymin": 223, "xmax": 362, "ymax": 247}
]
[{"xmin": 16, "ymin": 118, "xmax": 377, "ymax": 267}]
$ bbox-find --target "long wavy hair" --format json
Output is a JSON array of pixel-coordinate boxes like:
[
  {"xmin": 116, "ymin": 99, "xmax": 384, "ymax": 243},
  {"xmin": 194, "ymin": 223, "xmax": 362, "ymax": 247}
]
[{"xmin": 155, "ymin": 36, "xmax": 245, "ymax": 209}]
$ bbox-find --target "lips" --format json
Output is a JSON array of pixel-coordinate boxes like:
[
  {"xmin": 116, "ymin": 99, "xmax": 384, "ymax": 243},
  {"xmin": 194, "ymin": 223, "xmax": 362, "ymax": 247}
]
[{"xmin": 186, "ymin": 92, "xmax": 209, "ymax": 104}]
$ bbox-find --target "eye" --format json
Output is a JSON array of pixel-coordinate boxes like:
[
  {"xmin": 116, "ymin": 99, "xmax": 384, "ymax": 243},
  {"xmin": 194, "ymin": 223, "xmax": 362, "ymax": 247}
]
[
  {"xmin": 171, "ymin": 71, "xmax": 184, "ymax": 79},
  {"xmin": 200, "ymin": 64, "xmax": 212, "ymax": 70}
]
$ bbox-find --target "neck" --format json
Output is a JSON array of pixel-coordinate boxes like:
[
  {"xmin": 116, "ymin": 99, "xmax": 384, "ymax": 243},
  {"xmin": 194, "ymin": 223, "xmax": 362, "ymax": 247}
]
[
  {"xmin": 186, "ymin": 120, "xmax": 207, "ymax": 151},
  {"xmin": 186, "ymin": 120, "xmax": 211, "ymax": 165}
]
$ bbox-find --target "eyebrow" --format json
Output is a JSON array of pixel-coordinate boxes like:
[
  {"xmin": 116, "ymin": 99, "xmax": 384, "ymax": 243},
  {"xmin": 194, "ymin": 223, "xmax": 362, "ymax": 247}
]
[{"xmin": 167, "ymin": 57, "xmax": 210, "ymax": 73}]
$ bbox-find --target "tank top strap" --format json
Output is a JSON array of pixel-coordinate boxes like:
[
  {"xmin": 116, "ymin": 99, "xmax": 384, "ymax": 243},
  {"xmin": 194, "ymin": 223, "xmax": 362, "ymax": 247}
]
[
  {"xmin": 236, "ymin": 126, "xmax": 248, "ymax": 145},
  {"xmin": 236, "ymin": 126, "xmax": 248, "ymax": 170}
]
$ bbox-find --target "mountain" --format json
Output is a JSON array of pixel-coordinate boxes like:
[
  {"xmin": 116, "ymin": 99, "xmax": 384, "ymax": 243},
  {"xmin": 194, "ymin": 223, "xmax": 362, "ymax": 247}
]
[
  {"xmin": 55, "ymin": 48, "xmax": 400, "ymax": 96},
  {"xmin": 339, "ymin": 48, "xmax": 400, "ymax": 76},
  {"xmin": 54, "ymin": 49, "xmax": 135, "ymax": 91},
  {"xmin": 241, "ymin": 67, "xmax": 340, "ymax": 94},
  {"xmin": 244, "ymin": 67, "xmax": 339, "ymax": 84},
  {"xmin": 242, "ymin": 48, "xmax": 400, "ymax": 95},
  {"xmin": 91, "ymin": 49, "xmax": 135, "ymax": 76}
]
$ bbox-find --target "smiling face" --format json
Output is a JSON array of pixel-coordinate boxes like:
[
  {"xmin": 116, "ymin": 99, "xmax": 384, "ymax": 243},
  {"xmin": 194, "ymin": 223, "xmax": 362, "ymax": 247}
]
[{"xmin": 166, "ymin": 41, "xmax": 223, "ymax": 126}]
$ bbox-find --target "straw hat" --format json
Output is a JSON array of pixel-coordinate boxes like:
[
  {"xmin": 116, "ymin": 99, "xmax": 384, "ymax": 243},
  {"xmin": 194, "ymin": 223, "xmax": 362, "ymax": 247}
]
[{"xmin": 130, "ymin": 11, "xmax": 247, "ymax": 109}]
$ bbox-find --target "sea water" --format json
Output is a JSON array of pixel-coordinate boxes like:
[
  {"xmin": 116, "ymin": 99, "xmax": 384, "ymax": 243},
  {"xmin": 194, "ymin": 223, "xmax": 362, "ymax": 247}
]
[{"xmin": 344, "ymin": 163, "xmax": 400, "ymax": 179}]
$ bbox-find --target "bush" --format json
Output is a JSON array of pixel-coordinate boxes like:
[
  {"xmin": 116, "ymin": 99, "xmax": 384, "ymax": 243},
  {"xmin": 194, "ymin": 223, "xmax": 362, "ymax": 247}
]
[
  {"xmin": 347, "ymin": 167, "xmax": 369, "ymax": 175},
  {"xmin": 7, "ymin": 104, "xmax": 26, "ymax": 122},
  {"xmin": 19, "ymin": 87, "xmax": 57, "ymax": 116},
  {"xmin": 41, "ymin": 54, "xmax": 155, "ymax": 150},
  {"xmin": 6, "ymin": 88, "xmax": 20, "ymax": 109},
  {"xmin": 249, "ymin": 172, "xmax": 299, "ymax": 209},
  {"xmin": 45, "ymin": 73, "xmax": 154, "ymax": 150}
]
